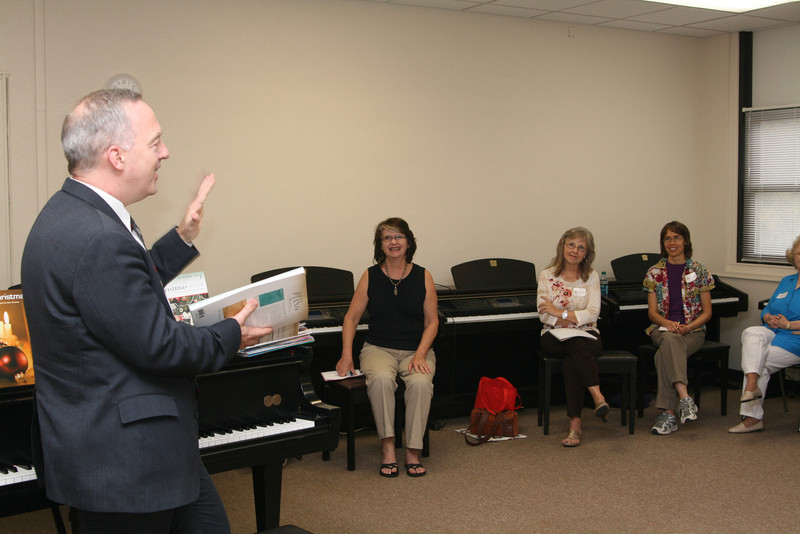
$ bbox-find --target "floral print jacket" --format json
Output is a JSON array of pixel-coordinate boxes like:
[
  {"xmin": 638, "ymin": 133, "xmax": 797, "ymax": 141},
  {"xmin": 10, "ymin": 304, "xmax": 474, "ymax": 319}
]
[
  {"xmin": 642, "ymin": 257, "xmax": 714, "ymax": 335},
  {"xmin": 537, "ymin": 267, "xmax": 600, "ymax": 333}
]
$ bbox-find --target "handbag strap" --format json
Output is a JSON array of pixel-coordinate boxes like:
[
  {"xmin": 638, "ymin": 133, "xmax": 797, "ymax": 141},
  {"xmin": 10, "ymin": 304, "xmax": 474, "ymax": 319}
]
[{"xmin": 464, "ymin": 410, "xmax": 511, "ymax": 447}]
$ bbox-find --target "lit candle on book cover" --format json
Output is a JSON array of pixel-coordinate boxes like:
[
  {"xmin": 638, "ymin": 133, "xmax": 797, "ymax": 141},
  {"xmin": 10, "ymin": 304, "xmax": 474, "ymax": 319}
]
[{"xmin": 2, "ymin": 312, "xmax": 11, "ymax": 341}]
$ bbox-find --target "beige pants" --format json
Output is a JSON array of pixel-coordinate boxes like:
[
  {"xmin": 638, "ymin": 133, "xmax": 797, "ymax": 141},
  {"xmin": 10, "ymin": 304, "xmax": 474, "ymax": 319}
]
[
  {"xmin": 359, "ymin": 342, "xmax": 435, "ymax": 450},
  {"xmin": 650, "ymin": 328, "xmax": 705, "ymax": 410}
]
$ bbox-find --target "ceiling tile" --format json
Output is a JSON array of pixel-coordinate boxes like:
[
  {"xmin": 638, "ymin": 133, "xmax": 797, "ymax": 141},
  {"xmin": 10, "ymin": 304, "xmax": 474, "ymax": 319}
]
[
  {"xmin": 468, "ymin": 4, "xmax": 549, "ymax": 16},
  {"xmin": 629, "ymin": 6, "xmax": 734, "ymax": 25},
  {"xmin": 535, "ymin": 11, "xmax": 615, "ymax": 23},
  {"xmin": 565, "ymin": 0, "xmax": 670, "ymax": 18},
  {"xmin": 600, "ymin": 18, "xmax": 673, "ymax": 29}
]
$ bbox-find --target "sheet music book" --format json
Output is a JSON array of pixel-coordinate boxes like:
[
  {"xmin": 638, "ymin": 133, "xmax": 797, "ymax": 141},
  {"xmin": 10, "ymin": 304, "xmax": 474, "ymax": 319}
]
[
  {"xmin": 0, "ymin": 290, "xmax": 34, "ymax": 389},
  {"xmin": 321, "ymin": 369, "xmax": 364, "ymax": 381},
  {"xmin": 238, "ymin": 331, "xmax": 315, "ymax": 357},
  {"xmin": 190, "ymin": 267, "xmax": 308, "ymax": 345},
  {"xmin": 547, "ymin": 328, "xmax": 597, "ymax": 341},
  {"xmin": 164, "ymin": 271, "xmax": 208, "ymax": 324}
]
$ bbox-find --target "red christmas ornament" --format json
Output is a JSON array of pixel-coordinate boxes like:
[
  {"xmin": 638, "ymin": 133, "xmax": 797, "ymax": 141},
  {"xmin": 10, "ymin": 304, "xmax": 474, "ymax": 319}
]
[{"xmin": 0, "ymin": 346, "xmax": 28, "ymax": 379}]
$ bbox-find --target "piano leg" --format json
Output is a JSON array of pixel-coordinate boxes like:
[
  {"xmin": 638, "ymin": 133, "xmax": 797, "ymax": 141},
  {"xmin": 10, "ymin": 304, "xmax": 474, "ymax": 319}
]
[
  {"xmin": 49, "ymin": 505, "xmax": 66, "ymax": 534},
  {"xmin": 251, "ymin": 462, "xmax": 282, "ymax": 531}
]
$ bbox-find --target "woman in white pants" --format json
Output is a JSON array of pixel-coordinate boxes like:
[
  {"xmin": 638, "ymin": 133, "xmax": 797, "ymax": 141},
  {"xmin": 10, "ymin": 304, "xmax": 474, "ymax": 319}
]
[{"xmin": 730, "ymin": 236, "xmax": 800, "ymax": 433}]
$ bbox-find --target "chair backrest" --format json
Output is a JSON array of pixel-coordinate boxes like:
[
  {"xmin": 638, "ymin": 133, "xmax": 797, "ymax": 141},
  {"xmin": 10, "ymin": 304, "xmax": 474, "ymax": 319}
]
[
  {"xmin": 251, "ymin": 266, "xmax": 354, "ymax": 305},
  {"xmin": 610, "ymin": 253, "xmax": 661, "ymax": 282},
  {"xmin": 450, "ymin": 258, "xmax": 536, "ymax": 292}
]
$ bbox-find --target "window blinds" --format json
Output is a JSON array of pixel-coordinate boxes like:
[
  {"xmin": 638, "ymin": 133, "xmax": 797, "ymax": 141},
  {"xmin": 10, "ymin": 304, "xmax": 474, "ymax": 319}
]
[{"xmin": 740, "ymin": 105, "xmax": 800, "ymax": 264}]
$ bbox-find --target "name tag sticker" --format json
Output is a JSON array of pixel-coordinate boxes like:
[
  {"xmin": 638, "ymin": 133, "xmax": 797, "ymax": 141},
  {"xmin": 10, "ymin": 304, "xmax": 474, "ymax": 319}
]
[
  {"xmin": 685, "ymin": 272, "xmax": 697, "ymax": 283},
  {"xmin": 777, "ymin": 291, "xmax": 788, "ymax": 299},
  {"xmin": 574, "ymin": 287, "xmax": 586, "ymax": 296}
]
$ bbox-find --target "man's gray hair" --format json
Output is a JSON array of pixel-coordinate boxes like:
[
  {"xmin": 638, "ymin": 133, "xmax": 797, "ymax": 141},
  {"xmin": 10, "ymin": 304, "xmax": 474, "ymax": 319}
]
[{"xmin": 61, "ymin": 89, "xmax": 142, "ymax": 175}]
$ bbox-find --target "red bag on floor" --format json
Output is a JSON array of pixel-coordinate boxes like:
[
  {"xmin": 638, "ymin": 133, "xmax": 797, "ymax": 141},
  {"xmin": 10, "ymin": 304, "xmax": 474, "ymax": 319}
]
[{"xmin": 474, "ymin": 376, "xmax": 521, "ymax": 414}]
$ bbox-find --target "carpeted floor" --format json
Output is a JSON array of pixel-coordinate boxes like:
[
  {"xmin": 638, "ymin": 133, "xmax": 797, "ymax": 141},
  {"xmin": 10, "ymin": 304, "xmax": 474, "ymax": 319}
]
[{"xmin": 3, "ymin": 388, "xmax": 799, "ymax": 533}]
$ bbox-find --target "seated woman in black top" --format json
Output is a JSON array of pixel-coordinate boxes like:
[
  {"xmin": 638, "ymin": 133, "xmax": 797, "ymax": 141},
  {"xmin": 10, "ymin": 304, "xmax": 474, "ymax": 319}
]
[{"xmin": 336, "ymin": 217, "xmax": 438, "ymax": 477}]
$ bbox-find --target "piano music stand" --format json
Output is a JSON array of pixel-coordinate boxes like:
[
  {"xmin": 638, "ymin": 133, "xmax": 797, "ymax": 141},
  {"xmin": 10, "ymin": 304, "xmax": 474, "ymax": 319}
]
[
  {"xmin": 610, "ymin": 253, "xmax": 661, "ymax": 282},
  {"xmin": 251, "ymin": 266, "xmax": 354, "ymax": 305},
  {"xmin": 450, "ymin": 258, "xmax": 536, "ymax": 291}
]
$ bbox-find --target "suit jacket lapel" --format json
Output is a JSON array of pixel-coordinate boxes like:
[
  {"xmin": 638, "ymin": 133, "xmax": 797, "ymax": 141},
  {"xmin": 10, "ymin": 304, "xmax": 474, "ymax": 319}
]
[{"xmin": 60, "ymin": 178, "xmax": 172, "ymax": 311}]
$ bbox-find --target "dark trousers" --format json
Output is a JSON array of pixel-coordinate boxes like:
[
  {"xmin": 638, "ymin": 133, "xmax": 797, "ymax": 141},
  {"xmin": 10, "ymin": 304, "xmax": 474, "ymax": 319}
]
[
  {"xmin": 540, "ymin": 331, "xmax": 602, "ymax": 418},
  {"xmin": 72, "ymin": 467, "xmax": 230, "ymax": 534}
]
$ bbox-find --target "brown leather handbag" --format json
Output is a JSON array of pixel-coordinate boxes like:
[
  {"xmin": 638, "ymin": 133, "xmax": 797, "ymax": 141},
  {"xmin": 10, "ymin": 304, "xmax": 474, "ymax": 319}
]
[{"xmin": 464, "ymin": 408, "xmax": 519, "ymax": 446}]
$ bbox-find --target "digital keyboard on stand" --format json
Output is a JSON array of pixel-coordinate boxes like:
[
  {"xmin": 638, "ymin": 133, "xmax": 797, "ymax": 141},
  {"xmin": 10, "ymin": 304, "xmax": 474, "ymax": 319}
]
[{"xmin": 433, "ymin": 286, "xmax": 542, "ymax": 417}]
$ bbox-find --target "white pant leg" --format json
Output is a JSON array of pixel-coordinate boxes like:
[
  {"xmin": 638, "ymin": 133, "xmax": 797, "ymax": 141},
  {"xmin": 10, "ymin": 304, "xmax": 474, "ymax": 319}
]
[{"xmin": 739, "ymin": 326, "xmax": 799, "ymax": 420}]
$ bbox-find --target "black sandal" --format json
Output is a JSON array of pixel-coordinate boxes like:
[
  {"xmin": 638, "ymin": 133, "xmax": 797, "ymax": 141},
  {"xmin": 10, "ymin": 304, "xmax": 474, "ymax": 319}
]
[
  {"xmin": 379, "ymin": 462, "xmax": 399, "ymax": 478},
  {"xmin": 405, "ymin": 463, "xmax": 426, "ymax": 477},
  {"xmin": 594, "ymin": 401, "xmax": 610, "ymax": 422}
]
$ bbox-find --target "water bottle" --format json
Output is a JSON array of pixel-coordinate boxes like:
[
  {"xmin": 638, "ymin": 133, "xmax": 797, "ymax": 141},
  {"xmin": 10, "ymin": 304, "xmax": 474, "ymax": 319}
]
[{"xmin": 600, "ymin": 271, "xmax": 608, "ymax": 296}]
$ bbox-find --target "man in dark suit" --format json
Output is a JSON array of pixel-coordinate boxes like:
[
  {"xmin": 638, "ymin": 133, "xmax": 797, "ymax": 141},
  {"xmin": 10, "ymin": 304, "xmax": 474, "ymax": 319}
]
[{"xmin": 21, "ymin": 89, "xmax": 271, "ymax": 533}]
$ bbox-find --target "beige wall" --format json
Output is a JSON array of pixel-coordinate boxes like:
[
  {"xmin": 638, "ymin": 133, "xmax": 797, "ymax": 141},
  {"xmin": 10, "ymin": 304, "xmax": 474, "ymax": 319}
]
[{"xmin": 1, "ymin": 0, "xmax": 790, "ymax": 365}]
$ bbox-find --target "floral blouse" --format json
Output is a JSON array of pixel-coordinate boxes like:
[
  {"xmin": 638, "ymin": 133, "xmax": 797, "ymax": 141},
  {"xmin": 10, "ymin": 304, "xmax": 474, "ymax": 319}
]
[
  {"xmin": 537, "ymin": 267, "xmax": 600, "ymax": 333},
  {"xmin": 642, "ymin": 257, "xmax": 714, "ymax": 335}
]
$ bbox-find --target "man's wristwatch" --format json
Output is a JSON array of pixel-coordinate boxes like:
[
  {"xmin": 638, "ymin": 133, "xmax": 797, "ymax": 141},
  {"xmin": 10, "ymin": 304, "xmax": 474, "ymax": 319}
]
[{"xmin": 561, "ymin": 310, "xmax": 568, "ymax": 320}]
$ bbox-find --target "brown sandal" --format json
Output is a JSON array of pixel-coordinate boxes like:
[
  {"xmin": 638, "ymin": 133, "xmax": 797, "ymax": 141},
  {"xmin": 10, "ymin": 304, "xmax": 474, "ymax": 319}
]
[{"xmin": 561, "ymin": 429, "xmax": 581, "ymax": 447}]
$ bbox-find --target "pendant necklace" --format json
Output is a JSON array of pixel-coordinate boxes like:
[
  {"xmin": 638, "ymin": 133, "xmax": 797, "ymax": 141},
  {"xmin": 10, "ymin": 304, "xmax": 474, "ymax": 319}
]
[{"xmin": 383, "ymin": 263, "xmax": 408, "ymax": 296}]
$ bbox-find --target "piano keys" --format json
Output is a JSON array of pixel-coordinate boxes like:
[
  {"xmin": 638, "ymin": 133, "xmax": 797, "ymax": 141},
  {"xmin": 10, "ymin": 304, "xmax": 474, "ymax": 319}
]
[
  {"xmin": 437, "ymin": 287, "xmax": 539, "ymax": 327},
  {"xmin": 0, "ymin": 464, "xmax": 36, "ymax": 487}
]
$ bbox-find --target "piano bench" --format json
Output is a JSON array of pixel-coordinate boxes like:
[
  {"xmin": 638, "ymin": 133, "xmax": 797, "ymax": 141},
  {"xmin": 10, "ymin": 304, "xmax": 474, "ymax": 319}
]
[
  {"xmin": 322, "ymin": 375, "xmax": 430, "ymax": 471},
  {"xmin": 637, "ymin": 340, "xmax": 729, "ymax": 417},
  {"xmin": 537, "ymin": 349, "xmax": 637, "ymax": 436}
]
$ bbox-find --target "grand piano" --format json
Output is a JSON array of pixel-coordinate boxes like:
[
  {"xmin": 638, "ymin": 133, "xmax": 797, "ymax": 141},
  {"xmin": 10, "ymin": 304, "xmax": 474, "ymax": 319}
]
[{"xmin": 0, "ymin": 345, "xmax": 339, "ymax": 532}]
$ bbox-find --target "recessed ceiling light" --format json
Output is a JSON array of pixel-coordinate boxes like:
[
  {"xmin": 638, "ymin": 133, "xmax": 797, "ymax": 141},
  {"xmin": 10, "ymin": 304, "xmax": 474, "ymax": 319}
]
[{"xmin": 641, "ymin": 0, "xmax": 795, "ymax": 12}]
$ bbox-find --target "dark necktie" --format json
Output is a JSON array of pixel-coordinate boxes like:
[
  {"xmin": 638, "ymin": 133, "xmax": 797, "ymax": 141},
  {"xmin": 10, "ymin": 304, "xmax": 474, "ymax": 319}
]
[{"xmin": 130, "ymin": 218, "xmax": 145, "ymax": 248}]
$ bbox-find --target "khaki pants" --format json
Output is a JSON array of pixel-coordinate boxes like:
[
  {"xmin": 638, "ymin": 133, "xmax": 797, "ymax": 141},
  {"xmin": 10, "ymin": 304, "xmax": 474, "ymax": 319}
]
[
  {"xmin": 359, "ymin": 342, "xmax": 435, "ymax": 450},
  {"xmin": 650, "ymin": 328, "xmax": 705, "ymax": 410}
]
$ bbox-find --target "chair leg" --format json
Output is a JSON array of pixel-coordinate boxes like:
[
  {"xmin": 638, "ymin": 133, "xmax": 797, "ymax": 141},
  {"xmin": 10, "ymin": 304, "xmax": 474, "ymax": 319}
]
[
  {"xmin": 620, "ymin": 371, "xmax": 628, "ymax": 429},
  {"xmin": 780, "ymin": 368, "xmax": 789, "ymax": 412},
  {"xmin": 628, "ymin": 361, "xmax": 637, "ymax": 434},
  {"xmin": 720, "ymin": 351, "xmax": 728, "ymax": 416},
  {"xmin": 543, "ymin": 360, "xmax": 552, "ymax": 436},
  {"xmin": 346, "ymin": 390, "xmax": 356, "ymax": 471},
  {"xmin": 537, "ymin": 356, "xmax": 544, "ymax": 427}
]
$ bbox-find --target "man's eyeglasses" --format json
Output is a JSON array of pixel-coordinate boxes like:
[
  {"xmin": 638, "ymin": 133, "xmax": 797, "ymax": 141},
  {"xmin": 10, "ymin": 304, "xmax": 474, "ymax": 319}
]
[
  {"xmin": 382, "ymin": 234, "xmax": 406, "ymax": 243},
  {"xmin": 565, "ymin": 242, "xmax": 586, "ymax": 252}
]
